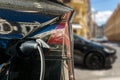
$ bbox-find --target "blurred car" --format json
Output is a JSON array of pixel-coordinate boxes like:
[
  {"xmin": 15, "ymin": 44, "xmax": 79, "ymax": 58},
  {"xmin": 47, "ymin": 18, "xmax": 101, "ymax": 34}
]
[
  {"xmin": 91, "ymin": 36, "xmax": 108, "ymax": 43},
  {"xmin": 74, "ymin": 34, "xmax": 117, "ymax": 69}
]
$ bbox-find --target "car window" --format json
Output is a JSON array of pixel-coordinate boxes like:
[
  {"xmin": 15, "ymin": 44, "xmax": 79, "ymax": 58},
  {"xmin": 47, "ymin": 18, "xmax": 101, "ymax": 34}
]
[
  {"xmin": 74, "ymin": 34, "xmax": 83, "ymax": 43},
  {"xmin": 74, "ymin": 34, "xmax": 90, "ymax": 43}
]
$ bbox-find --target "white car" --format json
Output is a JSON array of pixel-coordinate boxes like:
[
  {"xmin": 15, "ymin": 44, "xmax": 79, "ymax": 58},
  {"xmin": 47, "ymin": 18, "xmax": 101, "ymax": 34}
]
[{"xmin": 91, "ymin": 36, "xmax": 108, "ymax": 43}]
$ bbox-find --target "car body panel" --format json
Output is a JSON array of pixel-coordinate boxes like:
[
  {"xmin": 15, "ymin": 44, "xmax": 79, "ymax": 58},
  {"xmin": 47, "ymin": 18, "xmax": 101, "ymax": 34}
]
[
  {"xmin": 74, "ymin": 34, "xmax": 116, "ymax": 67},
  {"xmin": 0, "ymin": 1, "xmax": 75, "ymax": 80}
]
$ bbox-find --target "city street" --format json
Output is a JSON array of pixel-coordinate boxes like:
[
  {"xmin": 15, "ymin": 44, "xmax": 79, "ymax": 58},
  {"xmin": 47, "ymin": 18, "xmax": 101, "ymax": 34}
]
[{"xmin": 74, "ymin": 42, "xmax": 120, "ymax": 80}]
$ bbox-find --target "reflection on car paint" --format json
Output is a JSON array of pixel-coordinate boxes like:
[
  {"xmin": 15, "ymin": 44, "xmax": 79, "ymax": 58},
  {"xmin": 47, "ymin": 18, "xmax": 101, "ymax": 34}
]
[{"xmin": 0, "ymin": 0, "xmax": 75, "ymax": 80}]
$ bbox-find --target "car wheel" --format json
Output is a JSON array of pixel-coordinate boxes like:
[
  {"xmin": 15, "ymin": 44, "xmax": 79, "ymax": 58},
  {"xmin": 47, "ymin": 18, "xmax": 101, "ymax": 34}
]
[{"xmin": 85, "ymin": 52, "xmax": 105, "ymax": 69}]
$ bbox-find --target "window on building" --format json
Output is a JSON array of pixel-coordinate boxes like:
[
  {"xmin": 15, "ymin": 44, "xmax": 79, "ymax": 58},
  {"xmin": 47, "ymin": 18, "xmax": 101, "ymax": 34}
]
[{"xmin": 63, "ymin": 0, "xmax": 71, "ymax": 3}]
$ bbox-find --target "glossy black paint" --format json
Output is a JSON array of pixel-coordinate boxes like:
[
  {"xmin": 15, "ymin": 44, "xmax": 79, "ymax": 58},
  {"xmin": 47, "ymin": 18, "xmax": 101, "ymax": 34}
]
[{"xmin": 74, "ymin": 34, "xmax": 117, "ymax": 68}]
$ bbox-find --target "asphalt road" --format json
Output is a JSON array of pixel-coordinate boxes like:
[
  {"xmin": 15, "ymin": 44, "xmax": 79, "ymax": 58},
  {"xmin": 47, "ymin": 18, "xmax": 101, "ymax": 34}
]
[{"xmin": 74, "ymin": 42, "xmax": 120, "ymax": 80}]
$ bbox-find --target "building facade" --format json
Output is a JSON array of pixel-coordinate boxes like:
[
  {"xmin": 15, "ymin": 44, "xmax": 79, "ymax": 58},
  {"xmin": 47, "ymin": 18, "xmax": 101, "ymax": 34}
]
[
  {"xmin": 62, "ymin": 0, "xmax": 92, "ymax": 38},
  {"xmin": 104, "ymin": 4, "xmax": 120, "ymax": 41},
  {"xmin": 96, "ymin": 26, "xmax": 104, "ymax": 38}
]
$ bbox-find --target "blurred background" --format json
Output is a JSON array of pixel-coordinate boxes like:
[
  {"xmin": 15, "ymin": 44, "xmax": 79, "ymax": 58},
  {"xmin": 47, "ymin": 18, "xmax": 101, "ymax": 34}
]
[
  {"xmin": 59, "ymin": 0, "xmax": 120, "ymax": 80},
  {"xmin": 59, "ymin": 0, "xmax": 120, "ymax": 41}
]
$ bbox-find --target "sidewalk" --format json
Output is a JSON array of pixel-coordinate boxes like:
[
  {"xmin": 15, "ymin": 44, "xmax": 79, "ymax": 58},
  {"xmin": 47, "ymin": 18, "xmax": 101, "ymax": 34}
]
[
  {"xmin": 93, "ymin": 77, "xmax": 120, "ymax": 80},
  {"xmin": 75, "ymin": 41, "xmax": 120, "ymax": 80}
]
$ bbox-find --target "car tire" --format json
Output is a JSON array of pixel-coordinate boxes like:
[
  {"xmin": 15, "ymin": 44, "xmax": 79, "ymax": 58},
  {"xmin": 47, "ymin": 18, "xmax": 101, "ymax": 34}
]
[{"xmin": 85, "ymin": 52, "xmax": 105, "ymax": 69}]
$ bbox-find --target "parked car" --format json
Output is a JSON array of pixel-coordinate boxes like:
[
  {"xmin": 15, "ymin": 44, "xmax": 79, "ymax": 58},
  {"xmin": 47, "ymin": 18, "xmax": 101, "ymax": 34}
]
[
  {"xmin": 74, "ymin": 34, "xmax": 117, "ymax": 69},
  {"xmin": 91, "ymin": 36, "xmax": 108, "ymax": 43}
]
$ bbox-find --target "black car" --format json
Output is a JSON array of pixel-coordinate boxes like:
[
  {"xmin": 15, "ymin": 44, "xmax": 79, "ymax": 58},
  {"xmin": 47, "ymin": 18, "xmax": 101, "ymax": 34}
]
[{"xmin": 74, "ymin": 34, "xmax": 117, "ymax": 69}]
